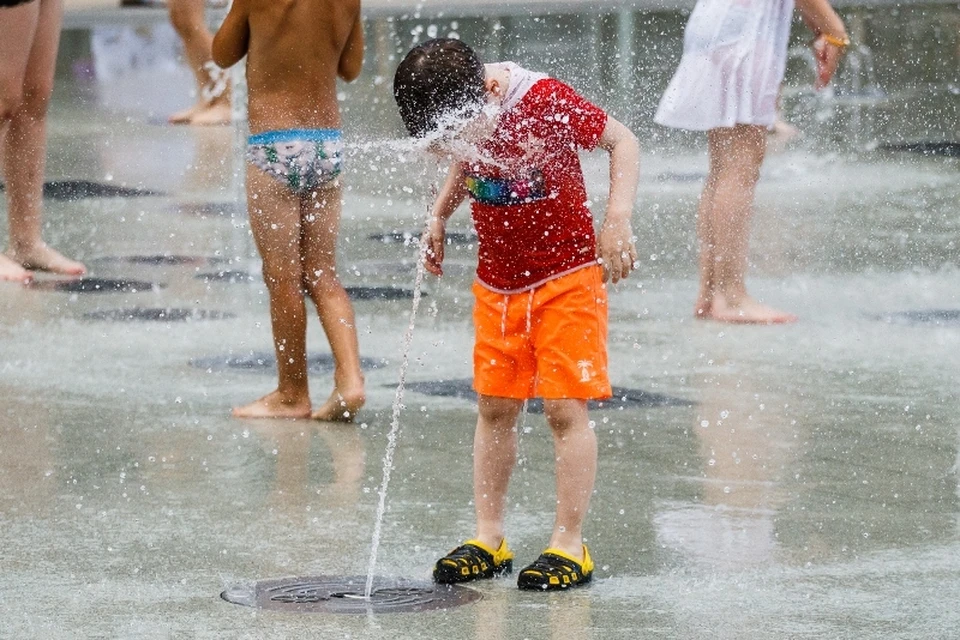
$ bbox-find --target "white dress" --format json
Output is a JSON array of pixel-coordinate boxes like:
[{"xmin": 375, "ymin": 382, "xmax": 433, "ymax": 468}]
[{"xmin": 655, "ymin": 0, "xmax": 796, "ymax": 131}]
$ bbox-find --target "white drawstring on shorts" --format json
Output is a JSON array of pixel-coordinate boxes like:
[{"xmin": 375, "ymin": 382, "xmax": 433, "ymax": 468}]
[{"xmin": 500, "ymin": 289, "xmax": 536, "ymax": 338}]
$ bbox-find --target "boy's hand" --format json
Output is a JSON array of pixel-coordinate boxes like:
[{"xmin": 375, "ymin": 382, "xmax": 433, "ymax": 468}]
[
  {"xmin": 597, "ymin": 216, "xmax": 637, "ymax": 284},
  {"xmin": 422, "ymin": 216, "xmax": 446, "ymax": 276}
]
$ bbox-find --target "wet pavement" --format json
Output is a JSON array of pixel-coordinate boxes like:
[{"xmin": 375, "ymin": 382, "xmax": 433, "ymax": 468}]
[{"xmin": 2, "ymin": 4, "xmax": 960, "ymax": 638}]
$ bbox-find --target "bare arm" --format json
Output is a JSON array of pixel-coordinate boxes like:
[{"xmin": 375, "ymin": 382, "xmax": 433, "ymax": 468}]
[
  {"xmin": 796, "ymin": 0, "xmax": 846, "ymax": 38},
  {"xmin": 795, "ymin": 0, "xmax": 848, "ymax": 88},
  {"xmin": 338, "ymin": 13, "xmax": 364, "ymax": 82},
  {"xmin": 211, "ymin": 0, "xmax": 250, "ymax": 69},
  {"xmin": 595, "ymin": 116, "xmax": 640, "ymax": 284},
  {"xmin": 422, "ymin": 163, "xmax": 469, "ymax": 276}
]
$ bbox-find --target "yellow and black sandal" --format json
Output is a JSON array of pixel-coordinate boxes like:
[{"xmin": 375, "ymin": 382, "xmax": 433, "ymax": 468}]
[
  {"xmin": 433, "ymin": 539, "xmax": 514, "ymax": 584},
  {"xmin": 516, "ymin": 545, "xmax": 594, "ymax": 591}
]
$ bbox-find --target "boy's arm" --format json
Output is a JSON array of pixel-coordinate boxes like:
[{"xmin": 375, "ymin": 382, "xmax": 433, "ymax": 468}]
[
  {"xmin": 338, "ymin": 13, "xmax": 365, "ymax": 82},
  {"xmin": 211, "ymin": 0, "xmax": 250, "ymax": 69},
  {"xmin": 596, "ymin": 116, "xmax": 640, "ymax": 284},
  {"xmin": 423, "ymin": 163, "xmax": 468, "ymax": 276},
  {"xmin": 795, "ymin": 0, "xmax": 848, "ymax": 88}
]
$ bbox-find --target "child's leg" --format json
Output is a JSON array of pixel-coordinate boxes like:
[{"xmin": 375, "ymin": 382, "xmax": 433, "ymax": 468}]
[
  {"xmin": 694, "ymin": 163, "xmax": 719, "ymax": 317},
  {"xmin": 299, "ymin": 185, "xmax": 365, "ymax": 421},
  {"xmin": 1, "ymin": 0, "xmax": 84, "ymax": 279},
  {"xmin": 0, "ymin": 4, "xmax": 33, "ymax": 284},
  {"xmin": 698, "ymin": 125, "xmax": 796, "ymax": 324},
  {"xmin": 167, "ymin": 0, "xmax": 229, "ymax": 126},
  {"xmin": 473, "ymin": 394, "xmax": 524, "ymax": 549},
  {"xmin": 232, "ymin": 168, "xmax": 312, "ymax": 419},
  {"xmin": 541, "ymin": 398, "xmax": 595, "ymax": 560}
]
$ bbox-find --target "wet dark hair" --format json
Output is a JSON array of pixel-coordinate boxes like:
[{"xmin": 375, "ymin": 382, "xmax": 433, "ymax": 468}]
[{"xmin": 393, "ymin": 38, "xmax": 486, "ymax": 138}]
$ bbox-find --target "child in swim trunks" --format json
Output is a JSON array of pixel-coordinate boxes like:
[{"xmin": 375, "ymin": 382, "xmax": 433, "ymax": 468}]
[
  {"xmin": 212, "ymin": 0, "xmax": 366, "ymax": 420},
  {"xmin": 394, "ymin": 38, "xmax": 640, "ymax": 591}
]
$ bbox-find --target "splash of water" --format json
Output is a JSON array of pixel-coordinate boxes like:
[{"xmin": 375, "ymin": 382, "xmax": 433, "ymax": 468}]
[
  {"xmin": 342, "ymin": 102, "xmax": 510, "ymax": 170},
  {"xmin": 363, "ymin": 207, "xmax": 432, "ymax": 601}
]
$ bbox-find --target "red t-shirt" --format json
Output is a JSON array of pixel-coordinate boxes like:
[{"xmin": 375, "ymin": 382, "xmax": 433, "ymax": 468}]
[{"xmin": 461, "ymin": 77, "xmax": 608, "ymax": 293}]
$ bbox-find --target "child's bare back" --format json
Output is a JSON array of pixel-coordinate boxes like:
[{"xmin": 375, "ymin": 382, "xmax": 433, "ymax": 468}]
[
  {"xmin": 212, "ymin": 0, "xmax": 363, "ymax": 132},
  {"xmin": 211, "ymin": 0, "xmax": 367, "ymax": 422}
]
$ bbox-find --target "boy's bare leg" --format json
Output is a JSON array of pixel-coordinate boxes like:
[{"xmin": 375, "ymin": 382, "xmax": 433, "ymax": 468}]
[
  {"xmin": 698, "ymin": 125, "xmax": 796, "ymax": 325},
  {"xmin": 167, "ymin": 0, "xmax": 230, "ymax": 126},
  {"xmin": 1, "ymin": 0, "xmax": 85, "ymax": 278},
  {"xmin": 233, "ymin": 169, "xmax": 312, "ymax": 419},
  {"xmin": 300, "ymin": 185, "xmax": 366, "ymax": 421},
  {"xmin": 543, "ymin": 398, "xmax": 595, "ymax": 560},
  {"xmin": 472, "ymin": 395, "xmax": 523, "ymax": 549}
]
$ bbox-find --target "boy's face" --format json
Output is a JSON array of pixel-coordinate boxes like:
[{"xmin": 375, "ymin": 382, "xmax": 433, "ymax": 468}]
[{"xmin": 426, "ymin": 95, "xmax": 501, "ymax": 160}]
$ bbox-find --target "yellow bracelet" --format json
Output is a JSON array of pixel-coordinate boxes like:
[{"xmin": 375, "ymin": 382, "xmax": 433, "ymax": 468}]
[{"xmin": 821, "ymin": 33, "xmax": 851, "ymax": 48}]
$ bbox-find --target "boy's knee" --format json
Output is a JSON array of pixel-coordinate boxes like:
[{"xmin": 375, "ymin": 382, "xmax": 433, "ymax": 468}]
[
  {"xmin": 478, "ymin": 396, "xmax": 523, "ymax": 424},
  {"xmin": 543, "ymin": 399, "xmax": 589, "ymax": 431}
]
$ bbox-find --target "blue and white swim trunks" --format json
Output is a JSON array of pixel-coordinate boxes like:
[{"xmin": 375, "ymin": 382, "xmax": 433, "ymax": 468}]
[{"xmin": 247, "ymin": 128, "xmax": 344, "ymax": 193}]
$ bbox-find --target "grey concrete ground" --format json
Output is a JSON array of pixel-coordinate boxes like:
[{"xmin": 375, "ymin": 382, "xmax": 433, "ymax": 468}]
[{"xmin": 2, "ymin": 4, "xmax": 960, "ymax": 638}]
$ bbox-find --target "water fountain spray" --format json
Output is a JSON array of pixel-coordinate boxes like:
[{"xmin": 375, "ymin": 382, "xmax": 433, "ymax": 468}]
[{"xmin": 363, "ymin": 192, "xmax": 434, "ymax": 600}]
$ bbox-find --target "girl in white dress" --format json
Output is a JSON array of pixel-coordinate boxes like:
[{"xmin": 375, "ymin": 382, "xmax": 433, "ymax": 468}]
[{"xmin": 656, "ymin": 0, "xmax": 848, "ymax": 324}]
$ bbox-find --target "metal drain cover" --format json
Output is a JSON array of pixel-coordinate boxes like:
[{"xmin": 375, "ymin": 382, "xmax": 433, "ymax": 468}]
[
  {"xmin": 93, "ymin": 255, "xmax": 227, "ymax": 267},
  {"xmin": 221, "ymin": 575, "xmax": 482, "ymax": 614},
  {"xmin": 191, "ymin": 351, "xmax": 385, "ymax": 373},
  {"xmin": 195, "ymin": 270, "xmax": 256, "ymax": 283},
  {"xmin": 83, "ymin": 307, "xmax": 235, "ymax": 322},
  {"xmin": 873, "ymin": 309, "xmax": 960, "ymax": 326},
  {"xmin": 399, "ymin": 378, "xmax": 693, "ymax": 412},
  {"xmin": 28, "ymin": 277, "xmax": 160, "ymax": 293},
  {"xmin": 345, "ymin": 286, "xmax": 420, "ymax": 301}
]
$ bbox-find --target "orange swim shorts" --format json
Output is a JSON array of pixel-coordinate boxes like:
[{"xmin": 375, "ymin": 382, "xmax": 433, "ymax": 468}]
[{"xmin": 472, "ymin": 265, "xmax": 610, "ymax": 400}]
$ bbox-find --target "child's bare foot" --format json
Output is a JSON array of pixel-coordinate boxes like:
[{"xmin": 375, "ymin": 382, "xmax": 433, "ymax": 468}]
[
  {"xmin": 705, "ymin": 294, "xmax": 797, "ymax": 325},
  {"xmin": 767, "ymin": 119, "xmax": 801, "ymax": 154},
  {"xmin": 232, "ymin": 390, "xmax": 312, "ymax": 419},
  {"xmin": 169, "ymin": 102, "xmax": 201, "ymax": 125},
  {"xmin": 312, "ymin": 387, "xmax": 365, "ymax": 422},
  {"xmin": 8, "ymin": 243, "xmax": 86, "ymax": 276},
  {"xmin": 188, "ymin": 98, "xmax": 231, "ymax": 126},
  {"xmin": 0, "ymin": 254, "xmax": 32, "ymax": 284},
  {"xmin": 694, "ymin": 297, "xmax": 712, "ymax": 320}
]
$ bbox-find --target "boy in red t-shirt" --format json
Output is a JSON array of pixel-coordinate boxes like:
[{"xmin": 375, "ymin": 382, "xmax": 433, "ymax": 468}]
[{"xmin": 394, "ymin": 38, "xmax": 640, "ymax": 591}]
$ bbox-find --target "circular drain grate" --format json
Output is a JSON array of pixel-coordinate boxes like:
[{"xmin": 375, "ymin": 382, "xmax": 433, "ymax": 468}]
[
  {"xmin": 345, "ymin": 286, "xmax": 420, "ymax": 301},
  {"xmin": 93, "ymin": 255, "xmax": 227, "ymax": 267},
  {"xmin": 191, "ymin": 351, "xmax": 385, "ymax": 373},
  {"xmin": 874, "ymin": 309, "xmax": 960, "ymax": 326},
  {"xmin": 221, "ymin": 575, "xmax": 482, "ymax": 614},
  {"xmin": 83, "ymin": 307, "xmax": 235, "ymax": 322},
  {"xmin": 195, "ymin": 270, "xmax": 256, "ymax": 283},
  {"xmin": 29, "ymin": 277, "xmax": 160, "ymax": 293}
]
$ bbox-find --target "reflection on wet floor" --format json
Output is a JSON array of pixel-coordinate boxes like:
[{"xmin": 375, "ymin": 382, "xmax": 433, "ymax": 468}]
[{"xmin": 656, "ymin": 366, "xmax": 792, "ymax": 569}]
